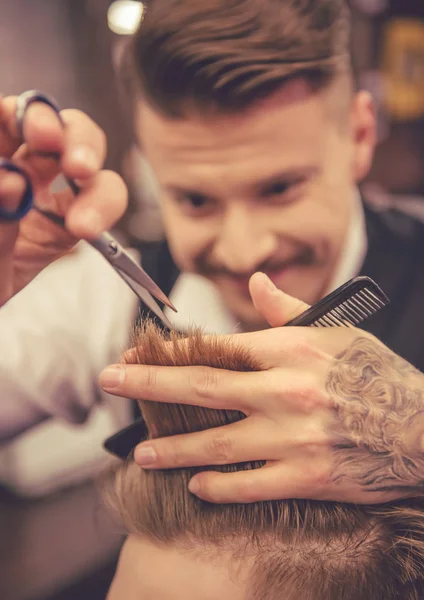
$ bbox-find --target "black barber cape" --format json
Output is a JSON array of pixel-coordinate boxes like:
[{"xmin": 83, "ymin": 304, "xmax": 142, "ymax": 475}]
[{"xmin": 137, "ymin": 199, "xmax": 424, "ymax": 373}]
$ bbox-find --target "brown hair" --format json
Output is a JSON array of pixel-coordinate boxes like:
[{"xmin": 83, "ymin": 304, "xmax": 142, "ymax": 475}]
[
  {"xmin": 130, "ymin": 0, "xmax": 353, "ymax": 117},
  {"xmin": 106, "ymin": 323, "xmax": 424, "ymax": 600}
]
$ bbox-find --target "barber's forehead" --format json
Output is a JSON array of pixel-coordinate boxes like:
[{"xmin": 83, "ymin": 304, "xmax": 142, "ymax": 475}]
[
  {"xmin": 109, "ymin": 534, "xmax": 248, "ymax": 600},
  {"xmin": 136, "ymin": 89, "xmax": 329, "ymax": 194},
  {"xmin": 137, "ymin": 79, "xmax": 328, "ymax": 143}
]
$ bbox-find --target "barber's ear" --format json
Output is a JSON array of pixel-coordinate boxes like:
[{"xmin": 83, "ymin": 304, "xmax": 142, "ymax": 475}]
[{"xmin": 351, "ymin": 91, "xmax": 377, "ymax": 182}]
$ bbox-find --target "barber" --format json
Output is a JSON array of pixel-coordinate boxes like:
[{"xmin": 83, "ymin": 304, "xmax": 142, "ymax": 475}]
[{"xmin": 2, "ymin": 0, "xmax": 424, "ymax": 505}]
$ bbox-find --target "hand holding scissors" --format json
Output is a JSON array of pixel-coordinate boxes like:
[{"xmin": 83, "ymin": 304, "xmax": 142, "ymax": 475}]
[{"xmin": 0, "ymin": 91, "xmax": 175, "ymax": 326}]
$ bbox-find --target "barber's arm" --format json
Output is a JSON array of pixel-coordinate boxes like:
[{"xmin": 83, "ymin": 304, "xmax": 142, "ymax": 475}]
[
  {"xmin": 0, "ymin": 95, "xmax": 129, "ymax": 436},
  {"xmin": 0, "ymin": 243, "xmax": 137, "ymax": 442},
  {"xmin": 100, "ymin": 272, "xmax": 424, "ymax": 505}
]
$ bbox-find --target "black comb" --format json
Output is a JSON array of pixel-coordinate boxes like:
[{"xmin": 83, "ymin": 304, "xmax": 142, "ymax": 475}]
[
  {"xmin": 103, "ymin": 276, "xmax": 389, "ymax": 460},
  {"xmin": 285, "ymin": 276, "xmax": 389, "ymax": 328}
]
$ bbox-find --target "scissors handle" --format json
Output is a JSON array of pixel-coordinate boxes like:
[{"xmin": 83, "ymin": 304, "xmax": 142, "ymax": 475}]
[{"xmin": 0, "ymin": 159, "xmax": 33, "ymax": 221}]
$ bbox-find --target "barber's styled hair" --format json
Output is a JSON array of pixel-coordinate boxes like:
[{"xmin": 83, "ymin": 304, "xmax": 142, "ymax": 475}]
[
  {"xmin": 130, "ymin": 0, "xmax": 353, "ymax": 117},
  {"xmin": 106, "ymin": 323, "xmax": 424, "ymax": 600}
]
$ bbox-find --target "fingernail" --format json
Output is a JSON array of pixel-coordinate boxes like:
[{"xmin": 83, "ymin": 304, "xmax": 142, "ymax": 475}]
[
  {"xmin": 81, "ymin": 208, "xmax": 104, "ymax": 236},
  {"xmin": 99, "ymin": 365, "xmax": 125, "ymax": 389},
  {"xmin": 134, "ymin": 446, "xmax": 157, "ymax": 467},
  {"xmin": 188, "ymin": 477, "xmax": 201, "ymax": 495},
  {"xmin": 260, "ymin": 272, "xmax": 277, "ymax": 291},
  {"xmin": 70, "ymin": 146, "xmax": 100, "ymax": 171}
]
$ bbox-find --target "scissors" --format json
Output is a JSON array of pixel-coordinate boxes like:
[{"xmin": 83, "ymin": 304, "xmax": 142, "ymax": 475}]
[{"xmin": 0, "ymin": 90, "xmax": 176, "ymax": 329}]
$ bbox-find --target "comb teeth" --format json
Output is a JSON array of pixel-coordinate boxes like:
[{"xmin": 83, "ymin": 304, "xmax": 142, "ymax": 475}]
[
  {"xmin": 310, "ymin": 288, "xmax": 382, "ymax": 327},
  {"xmin": 285, "ymin": 277, "xmax": 389, "ymax": 329}
]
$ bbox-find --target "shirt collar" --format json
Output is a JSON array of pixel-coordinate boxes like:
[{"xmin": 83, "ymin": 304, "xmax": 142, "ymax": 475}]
[
  {"xmin": 325, "ymin": 190, "xmax": 368, "ymax": 294},
  {"xmin": 165, "ymin": 192, "xmax": 367, "ymax": 334}
]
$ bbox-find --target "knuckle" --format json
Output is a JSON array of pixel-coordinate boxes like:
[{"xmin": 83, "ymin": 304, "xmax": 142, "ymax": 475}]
[
  {"xmin": 206, "ymin": 433, "xmax": 234, "ymax": 464},
  {"xmin": 279, "ymin": 333, "xmax": 327, "ymax": 363},
  {"xmin": 142, "ymin": 365, "xmax": 158, "ymax": 396},
  {"xmin": 292, "ymin": 378, "xmax": 331, "ymax": 412},
  {"xmin": 297, "ymin": 427, "xmax": 329, "ymax": 452},
  {"xmin": 293, "ymin": 337, "xmax": 325, "ymax": 361},
  {"xmin": 191, "ymin": 367, "xmax": 219, "ymax": 400}
]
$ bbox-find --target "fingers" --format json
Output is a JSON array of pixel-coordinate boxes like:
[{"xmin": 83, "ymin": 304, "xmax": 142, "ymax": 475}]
[
  {"xmin": 249, "ymin": 272, "xmax": 310, "ymax": 327},
  {"xmin": 187, "ymin": 461, "xmax": 325, "ymax": 503},
  {"xmin": 20, "ymin": 106, "xmax": 124, "ymax": 238},
  {"xmin": 0, "ymin": 96, "xmax": 65, "ymax": 158},
  {"xmin": 65, "ymin": 169, "xmax": 128, "ymax": 238},
  {"xmin": 134, "ymin": 417, "xmax": 280, "ymax": 469},
  {"xmin": 60, "ymin": 109, "xmax": 106, "ymax": 179},
  {"xmin": 99, "ymin": 363, "xmax": 265, "ymax": 411},
  {"xmin": 0, "ymin": 97, "xmax": 107, "ymax": 186}
]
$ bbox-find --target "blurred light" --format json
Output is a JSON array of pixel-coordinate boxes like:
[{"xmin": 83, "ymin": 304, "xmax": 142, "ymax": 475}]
[{"xmin": 108, "ymin": 1, "xmax": 145, "ymax": 35}]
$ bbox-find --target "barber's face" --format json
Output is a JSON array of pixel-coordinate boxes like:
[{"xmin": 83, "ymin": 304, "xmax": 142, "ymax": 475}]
[{"xmin": 137, "ymin": 80, "xmax": 376, "ymax": 330}]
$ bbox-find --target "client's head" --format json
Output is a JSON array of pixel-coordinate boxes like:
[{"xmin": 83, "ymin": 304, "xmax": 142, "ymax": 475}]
[{"xmin": 106, "ymin": 323, "xmax": 424, "ymax": 600}]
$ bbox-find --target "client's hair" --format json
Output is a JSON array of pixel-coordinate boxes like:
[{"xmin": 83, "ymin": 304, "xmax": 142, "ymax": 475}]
[{"xmin": 107, "ymin": 323, "xmax": 424, "ymax": 600}]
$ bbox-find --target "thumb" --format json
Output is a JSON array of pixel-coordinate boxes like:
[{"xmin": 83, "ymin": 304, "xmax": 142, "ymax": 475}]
[{"xmin": 249, "ymin": 272, "xmax": 310, "ymax": 327}]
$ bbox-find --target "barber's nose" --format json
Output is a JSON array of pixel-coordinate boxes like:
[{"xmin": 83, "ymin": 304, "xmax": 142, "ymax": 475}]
[{"xmin": 213, "ymin": 208, "xmax": 277, "ymax": 273}]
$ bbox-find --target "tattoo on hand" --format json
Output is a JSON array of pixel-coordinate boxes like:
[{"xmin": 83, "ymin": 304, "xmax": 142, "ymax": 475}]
[{"xmin": 326, "ymin": 337, "xmax": 424, "ymax": 494}]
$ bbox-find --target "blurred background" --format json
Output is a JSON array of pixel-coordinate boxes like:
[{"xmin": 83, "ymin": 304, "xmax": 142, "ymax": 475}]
[{"xmin": 0, "ymin": 1, "xmax": 424, "ymax": 599}]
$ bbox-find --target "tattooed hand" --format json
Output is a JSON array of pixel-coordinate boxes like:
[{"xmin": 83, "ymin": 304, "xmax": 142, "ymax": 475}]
[
  {"xmin": 100, "ymin": 273, "xmax": 424, "ymax": 504},
  {"xmin": 328, "ymin": 338, "xmax": 424, "ymax": 494}
]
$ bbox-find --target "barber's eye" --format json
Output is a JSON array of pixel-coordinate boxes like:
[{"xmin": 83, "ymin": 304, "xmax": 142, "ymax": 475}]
[
  {"xmin": 186, "ymin": 193, "xmax": 208, "ymax": 208},
  {"xmin": 177, "ymin": 193, "xmax": 216, "ymax": 217},
  {"xmin": 267, "ymin": 182, "xmax": 289, "ymax": 196},
  {"xmin": 262, "ymin": 178, "xmax": 305, "ymax": 205}
]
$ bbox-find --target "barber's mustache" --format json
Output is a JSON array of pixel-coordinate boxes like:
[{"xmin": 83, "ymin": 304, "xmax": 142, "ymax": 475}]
[{"xmin": 195, "ymin": 246, "xmax": 318, "ymax": 278}]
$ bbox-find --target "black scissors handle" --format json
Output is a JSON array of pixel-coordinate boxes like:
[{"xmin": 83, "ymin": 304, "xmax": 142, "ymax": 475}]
[{"xmin": 0, "ymin": 159, "xmax": 33, "ymax": 221}]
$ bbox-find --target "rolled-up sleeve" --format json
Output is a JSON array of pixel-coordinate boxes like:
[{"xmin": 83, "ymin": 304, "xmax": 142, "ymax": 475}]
[{"xmin": 0, "ymin": 241, "xmax": 139, "ymax": 442}]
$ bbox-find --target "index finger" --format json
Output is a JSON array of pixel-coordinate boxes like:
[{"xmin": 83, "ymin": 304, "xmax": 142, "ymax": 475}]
[
  {"xmin": 99, "ymin": 363, "xmax": 268, "ymax": 411},
  {"xmin": 0, "ymin": 95, "xmax": 65, "ymax": 158}
]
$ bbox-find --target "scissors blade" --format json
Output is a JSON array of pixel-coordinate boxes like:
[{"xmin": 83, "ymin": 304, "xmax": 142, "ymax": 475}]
[
  {"xmin": 116, "ymin": 269, "xmax": 175, "ymax": 330},
  {"xmin": 89, "ymin": 232, "xmax": 177, "ymax": 312},
  {"xmin": 14, "ymin": 91, "xmax": 177, "ymax": 317}
]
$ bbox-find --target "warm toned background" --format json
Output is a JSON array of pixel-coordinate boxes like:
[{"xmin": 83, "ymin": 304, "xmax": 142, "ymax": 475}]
[{"xmin": 1, "ymin": 1, "xmax": 424, "ymax": 599}]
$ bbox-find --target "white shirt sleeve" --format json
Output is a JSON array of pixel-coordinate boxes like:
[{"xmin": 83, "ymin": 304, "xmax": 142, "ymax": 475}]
[{"xmin": 0, "ymin": 241, "xmax": 139, "ymax": 442}]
